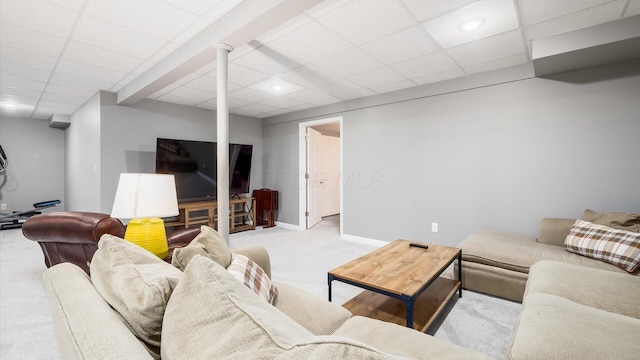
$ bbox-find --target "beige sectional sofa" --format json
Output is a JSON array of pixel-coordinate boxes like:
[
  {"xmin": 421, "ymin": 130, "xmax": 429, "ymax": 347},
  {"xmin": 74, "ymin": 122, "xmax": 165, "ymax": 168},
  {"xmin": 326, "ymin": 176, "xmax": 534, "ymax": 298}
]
[
  {"xmin": 457, "ymin": 210, "xmax": 640, "ymax": 360},
  {"xmin": 43, "ymin": 233, "xmax": 489, "ymax": 360}
]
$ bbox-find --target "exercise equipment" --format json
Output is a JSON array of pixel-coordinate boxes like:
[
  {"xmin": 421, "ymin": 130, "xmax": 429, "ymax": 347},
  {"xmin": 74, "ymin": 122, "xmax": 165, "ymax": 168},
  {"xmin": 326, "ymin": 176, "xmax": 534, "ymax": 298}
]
[{"xmin": 0, "ymin": 200, "xmax": 62, "ymax": 230}]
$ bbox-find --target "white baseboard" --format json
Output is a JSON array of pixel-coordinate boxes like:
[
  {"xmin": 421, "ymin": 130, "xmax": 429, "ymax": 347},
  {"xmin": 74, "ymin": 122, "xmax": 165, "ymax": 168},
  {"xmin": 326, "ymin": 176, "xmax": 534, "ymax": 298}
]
[
  {"xmin": 274, "ymin": 221, "xmax": 303, "ymax": 231},
  {"xmin": 340, "ymin": 234, "xmax": 387, "ymax": 248}
]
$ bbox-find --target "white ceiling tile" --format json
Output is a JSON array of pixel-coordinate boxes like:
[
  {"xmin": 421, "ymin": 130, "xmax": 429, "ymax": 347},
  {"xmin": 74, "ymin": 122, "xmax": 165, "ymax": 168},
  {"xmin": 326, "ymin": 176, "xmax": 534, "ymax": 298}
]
[
  {"xmin": 164, "ymin": 85, "xmax": 214, "ymax": 103},
  {"xmin": 41, "ymin": 0, "xmax": 86, "ymax": 12},
  {"xmin": 0, "ymin": 64, "xmax": 50, "ymax": 83},
  {"xmin": 260, "ymin": 97, "xmax": 306, "ymax": 109},
  {"xmin": 229, "ymin": 97, "xmax": 252, "ymax": 109},
  {"xmin": 308, "ymin": 95, "xmax": 342, "ymax": 106},
  {"xmin": 184, "ymin": 75, "xmax": 217, "ymax": 93},
  {"xmin": 278, "ymin": 65, "xmax": 331, "ymax": 88},
  {"xmin": 256, "ymin": 14, "xmax": 312, "ymax": 44},
  {"xmin": 84, "ymin": 0, "xmax": 197, "ymax": 41},
  {"xmin": 412, "ymin": 68, "xmax": 466, "ymax": 85},
  {"xmin": 347, "ymin": 66, "xmax": 406, "ymax": 89},
  {"xmin": 462, "ymin": 52, "xmax": 530, "ymax": 74},
  {"xmin": 150, "ymin": 43, "xmax": 180, "ymax": 62},
  {"xmin": 62, "ymin": 41, "xmax": 144, "ymax": 73},
  {"xmin": 400, "ymin": 0, "xmax": 483, "ymax": 22},
  {"xmin": 391, "ymin": 51, "xmax": 459, "ymax": 78},
  {"xmin": 285, "ymin": 88, "xmax": 334, "ymax": 103},
  {"xmin": 72, "ymin": 16, "xmax": 166, "ymax": 59},
  {"xmin": 156, "ymin": 93, "xmax": 200, "ymax": 106},
  {"xmin": 625, "ymin": 0, "xmax": 640, "ymax": 16},
  {"xmin": 519, "ymin": 0, "xmax": 618, "ymax": 26},
  {"xmin": 447, "ymin": 30, "xmax": 525, "ymax": 66},
  {"xmin": 337, "ymin": 88, "xmax": 377, "ymax": 100},
  {"xmin": 36, "ymin": 100, "xmax": 81, "ymax": 113},
  {"xmin": 228, "ymin": 63, "xmax": 271, "ymax": 87},
  {"xmin": 524, "ymin": 1, "xmax": 625, "ymax": 41},
  {"xmin": 1, "ymin": 75, "xmax": 46, "ymax": 92},
  {"xmin": 236, "ymin": 102, "xmax": 280, "ymax": 114},
  {"xmin": 173, "ymin": 19, "xmax": 210, "ymax": 44},
  {"xmin": 39, "ymin": 90, "xmax": 90, "ymax": 105},
  {"xmin": 306, "ymin": 0, "xmax": 351, "ymax": 18},
  {"xmin": 317, "ymin": 0, "xmax": 418, "ymax": 45},
  {"xmin": 0, "ymin": 84, "xmax": 42, "ymax": 100},
  {"xmin": 423, "ymin": 0, "xmax": 519, "ymax": 48},
  {"xmin": 266, "ymin": 21, "xmax": 353, "ymax": 63},
  {"xmin": 162, "ymin": 0, "xmax": 224, "ymax": 15},
  {"xmin": 233, "ymin": 44, "xmax": 302, "ymax": 76},
  {"xmin": 371, "ymin": 79, "xmax": 416, "ymax": 93},
  {"xmin": 56, "ymin": 59, "xmax": 128, "ymax": 84},
  {"xmin": 231, "ymin": 107, "xmax": 261, "ymax": 117},
  {"xmin": 313, "ymin": 48, "xmax": 382, "ymax": 78},
  {"xmin": 313, "ymin": 78, "xmax": 365, "ymax": 96},
  {"xmin": 45, "ymin": 83, "xmax": 99, "ymax": 98},
  {"xmin": 1, "ymin": 46, "xmax": 58, "ymax": 73},
  {"xmin": 361, "ymin": 25, "xmax": 442, "ymax": 65},
  {"xmin": 230, "ymin": 88, "xmax": 273, "ymax": 103},
  {"xmin": 49, "ymin": 72, "xmax": 113, "ymax": 91},
  {"xmin": 0, "ymin": 0, "xmax": 78, "ymax": 37},
  {"xmin": 248, "ymin": 77, "xmax": 305, "ymax": 96},
  {"xmin": 195, "ymin": 62, "xmax": 216, "ymax": 76},
  {"xmin": 195, "ymin": 99, "xmax": 216, "ymax": 110},
  {"xmin": 0, "ymin": 23, "xmax": 66, "ymax": 57}
]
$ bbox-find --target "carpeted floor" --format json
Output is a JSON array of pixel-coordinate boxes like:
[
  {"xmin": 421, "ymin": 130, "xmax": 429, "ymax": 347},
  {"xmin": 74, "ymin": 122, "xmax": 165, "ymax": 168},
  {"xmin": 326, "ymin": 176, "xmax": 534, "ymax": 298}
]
[{"xmin": 0, "ymin": 216, "xmax": 521, "ymax": 359}]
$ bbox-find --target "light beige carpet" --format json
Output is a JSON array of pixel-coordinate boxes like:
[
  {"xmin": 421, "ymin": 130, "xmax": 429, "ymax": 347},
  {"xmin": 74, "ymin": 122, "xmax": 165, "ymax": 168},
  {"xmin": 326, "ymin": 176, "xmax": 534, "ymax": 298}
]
[{"xmin": 0, "ymin": 216, "xmax": 520, "ymax": 359}]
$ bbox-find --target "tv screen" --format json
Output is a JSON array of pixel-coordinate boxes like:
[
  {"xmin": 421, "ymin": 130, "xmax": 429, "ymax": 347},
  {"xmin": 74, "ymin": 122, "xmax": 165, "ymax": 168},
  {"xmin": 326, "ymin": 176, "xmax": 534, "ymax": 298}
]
[{"xmin": 155, "ymin": 138, "xmax": 253, "ymax": 202}]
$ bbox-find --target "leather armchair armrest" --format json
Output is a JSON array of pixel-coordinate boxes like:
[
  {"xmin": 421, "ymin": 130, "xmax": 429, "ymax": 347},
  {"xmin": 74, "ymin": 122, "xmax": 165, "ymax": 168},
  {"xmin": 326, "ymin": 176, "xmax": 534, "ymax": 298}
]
[
  {"xmin": 22, "ymin": 212, "xmax": 125, "ymax": 245},
  {"xmin": 167, "ymin": 227, "xmax": 201, "ymax": 247}
]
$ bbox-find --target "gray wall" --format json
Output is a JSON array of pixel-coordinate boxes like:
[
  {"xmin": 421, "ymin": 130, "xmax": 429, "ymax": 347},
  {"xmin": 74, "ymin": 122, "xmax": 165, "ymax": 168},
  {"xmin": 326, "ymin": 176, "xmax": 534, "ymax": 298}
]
[
  {"xmin": 262, "ymin": 60, "xmax": 640, "ymax": 246},
  {"xmin": 97, "ymin": 92, "xmax": 263, "ymax": 214},
  {"xmin": 66, "ymin": 93, "xmax": 101, "ymax": 211},
  {"xmin": 0, "ymin": 116, "xmax": 65, "ymax": 212}
]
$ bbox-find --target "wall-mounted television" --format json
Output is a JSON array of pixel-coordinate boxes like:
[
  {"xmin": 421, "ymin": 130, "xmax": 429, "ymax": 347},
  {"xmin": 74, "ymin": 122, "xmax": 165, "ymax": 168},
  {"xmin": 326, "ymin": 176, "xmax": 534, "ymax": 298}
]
[{"xmin": 155, "ymin": 138, "xmax": 253, "ymax": 202}]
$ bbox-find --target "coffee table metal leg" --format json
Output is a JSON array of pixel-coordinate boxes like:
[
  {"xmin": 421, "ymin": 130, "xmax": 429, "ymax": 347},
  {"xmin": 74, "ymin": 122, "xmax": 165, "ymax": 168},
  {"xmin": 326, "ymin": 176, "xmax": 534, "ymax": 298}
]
[
  {"xmin": 402, "ymin": 295, "xmax": 414, "ymax": 328},
  {"xmin": 328, "ymin": 274, "xmax": 334, "ymax": 302},
  {"xmin": 457, "ymin": 252, "xmax": 463, "ymax": 298}
]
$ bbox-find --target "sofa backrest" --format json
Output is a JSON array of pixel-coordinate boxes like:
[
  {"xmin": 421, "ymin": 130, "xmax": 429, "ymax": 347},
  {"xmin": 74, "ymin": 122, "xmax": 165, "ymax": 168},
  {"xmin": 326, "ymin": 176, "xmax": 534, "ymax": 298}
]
[{"xmin": 537, "ymin": 218, "xmax": 575, "ymax": 247}]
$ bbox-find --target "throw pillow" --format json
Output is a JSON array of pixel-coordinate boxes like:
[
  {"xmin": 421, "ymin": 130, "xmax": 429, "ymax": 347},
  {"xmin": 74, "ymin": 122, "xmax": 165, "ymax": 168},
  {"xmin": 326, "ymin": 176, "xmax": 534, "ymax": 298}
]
[
  {"xmin": 581, "ymin": 209, "xmax": 640, "ymax": 233},
  {"xmin": 161, "ymin": 256, "xmax": 396, "ymax": 360},
  {"xmin": 171, "ymin": 225, "xmax": 232, "ymax": 271},
  {"xmin": 90, "ymin": 234, "xmax": 183, "ymax": 359},
  {"xmin": 227, "ymin": 253, "xmax": 277, "ymax": 304},
  {"xmin": 564, "ymin": 220, "xmax": 640, "ymax": 273}
]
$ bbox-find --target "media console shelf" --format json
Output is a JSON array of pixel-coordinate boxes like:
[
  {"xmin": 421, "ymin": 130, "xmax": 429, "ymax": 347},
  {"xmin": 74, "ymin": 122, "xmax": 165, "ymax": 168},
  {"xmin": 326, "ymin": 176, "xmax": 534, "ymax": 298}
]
[{"xmin": 165, "ymin": 197, "xmax": 256, "ymax": 234}]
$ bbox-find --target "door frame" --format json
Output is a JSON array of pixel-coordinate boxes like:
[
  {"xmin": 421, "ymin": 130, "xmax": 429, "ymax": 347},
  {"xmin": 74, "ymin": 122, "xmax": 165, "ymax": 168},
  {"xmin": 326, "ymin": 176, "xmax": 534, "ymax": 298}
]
[{"xmin": 298, "ymin": 116, "xmax": 343, "ymax": 235}]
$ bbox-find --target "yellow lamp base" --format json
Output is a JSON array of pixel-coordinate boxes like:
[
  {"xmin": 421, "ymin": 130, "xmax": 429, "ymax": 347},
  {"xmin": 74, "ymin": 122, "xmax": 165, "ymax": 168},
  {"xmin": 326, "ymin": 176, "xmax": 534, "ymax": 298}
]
[{"xmin": 124, "ymin": 218, "xmax": 169, "ymax": 259}]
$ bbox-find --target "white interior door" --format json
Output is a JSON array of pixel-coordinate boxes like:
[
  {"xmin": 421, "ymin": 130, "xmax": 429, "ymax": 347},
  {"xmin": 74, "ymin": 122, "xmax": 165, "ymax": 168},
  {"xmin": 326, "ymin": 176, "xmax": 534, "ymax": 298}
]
[{"xmin": 306, "ymin": 127, "xmax": 322, "ymax": 229}]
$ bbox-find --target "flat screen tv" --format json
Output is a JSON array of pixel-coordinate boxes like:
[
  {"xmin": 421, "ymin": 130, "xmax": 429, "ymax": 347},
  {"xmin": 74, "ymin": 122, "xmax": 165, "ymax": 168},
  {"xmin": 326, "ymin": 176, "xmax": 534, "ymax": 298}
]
[{"xmin": 155, "ymin": 138, "xmax": 253, "ymax": 202}]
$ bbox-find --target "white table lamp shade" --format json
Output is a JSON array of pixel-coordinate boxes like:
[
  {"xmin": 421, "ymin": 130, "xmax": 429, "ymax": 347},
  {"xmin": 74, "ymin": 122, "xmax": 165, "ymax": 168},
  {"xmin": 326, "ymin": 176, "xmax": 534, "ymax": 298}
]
[{"xmin": 111, "ymin": 173, "xmax": 179, "ymax": 219}]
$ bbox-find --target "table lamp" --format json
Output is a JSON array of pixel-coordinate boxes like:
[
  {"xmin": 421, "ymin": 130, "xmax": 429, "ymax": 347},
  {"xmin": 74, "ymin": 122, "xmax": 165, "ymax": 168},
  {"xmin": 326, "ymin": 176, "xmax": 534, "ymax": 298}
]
[{"xmin": 111, "ymin": 173, "xmax": 179, "ymax": 259}]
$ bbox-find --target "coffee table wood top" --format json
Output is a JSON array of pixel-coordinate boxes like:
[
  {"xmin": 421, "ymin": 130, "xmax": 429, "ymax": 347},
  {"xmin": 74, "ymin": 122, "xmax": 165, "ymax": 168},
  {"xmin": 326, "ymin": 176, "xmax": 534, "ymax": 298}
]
[{"xmin": 328, "ymin": 240, "xmax": 460, "ymax": 296}]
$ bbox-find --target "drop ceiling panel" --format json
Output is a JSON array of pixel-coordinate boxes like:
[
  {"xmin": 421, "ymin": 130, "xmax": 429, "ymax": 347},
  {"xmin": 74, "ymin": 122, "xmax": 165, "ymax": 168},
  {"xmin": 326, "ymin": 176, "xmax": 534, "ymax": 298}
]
[
  {"xmin": 0, "ymin": 0, "xmax": 77, "ymax": 37},
  {"xmin": 400, "ymin": 0, "xmax": 482, "ymax": 22},
  {"xmin": 72, "ymin": 16, "xmax": 166, "ymax": 59},
  {"xmin": 347, "ymin": 66, "xmax": 406, "ymax": 88},
  {"xmin": 463, "ymin": 52, "xmax": 529, "ymax": 74},
  {"xmin": 266, "ymin": 21, "xmax": 353, "ymax": 63},
  {"xmin": 371, "ymin": 79, "xmax": 416, "ymax": 93},
  {"xmin": 519, "ymin": 0, "xmax": 618, "ymax": 26},
  {"xmin": 313, "ymin": 48, "xmax": 382, "ymax": 78},
  {"xmin": 233, "ymin": 45, "xmax": 302, "ymax": 76},
  {"xmin": 0, "ymin": 23, "xmax": 66, "ymax": 57},
  {"xmin": 424, "ymin": 0, "xmax": 519, "ymax": 48},
  {"xmin": 248, "ymin": 77, "xmax": 304, "ymax": 96},
  {"xmin": 447, "ymin": 30, "xmax": 526, "ymax": 66},
  {"xmin": 228, "ymin": 63, "xmax": 270, "ymax": 87},
  {"xmin": 1, "ymin": 75, "xmax": 46, "ymax": 92},
  {"xmin": 391, "ymin": 51, "xmax": 459, "ymax": 78},
  {"xmin": 1, "ymin": 47, "xmax": 58, "ymax": 73},
  {"xmin": 412, "ymin": 68, "xmax": 466, "ymax": 85},
  {"xmin": 317, "ymin": 0, "xmax": 418, "ymax": 45},
  {"xmin": 360, "ymin": 25, "xmax": 442, "ymax": 65},
  {"xmin": 285, "ymin": 88, "xmax": 335, "ymax": 103},
  {"xmin": 62, "ymin": 41, "xmax": 145, "ymax": 73},
  {"xmin": 56, "ymin": 60, "xmax": 128, "ymax": 84},
  {"xmin": 230, "ymin": 87, "xmax": 274, "ymax": 103},
  {"xmin": 277, "ymin": 65, "xmax": 331, "ymax": 88}
]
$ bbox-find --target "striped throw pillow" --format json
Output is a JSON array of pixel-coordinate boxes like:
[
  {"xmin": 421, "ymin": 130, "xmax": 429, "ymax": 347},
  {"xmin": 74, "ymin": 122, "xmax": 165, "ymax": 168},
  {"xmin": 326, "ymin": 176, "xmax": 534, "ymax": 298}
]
[
  {"xmin": 564, "ymin": 220, "xmax": 640, "ymax": 273},
  {"xmin": 227, "ymin": 254, "xmax": 277, "ymax": 303}
]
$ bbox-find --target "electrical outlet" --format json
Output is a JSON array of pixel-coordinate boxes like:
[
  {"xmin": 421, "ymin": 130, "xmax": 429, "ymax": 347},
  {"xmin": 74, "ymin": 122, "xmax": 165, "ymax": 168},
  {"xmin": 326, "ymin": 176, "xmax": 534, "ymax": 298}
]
[
  {"xmin": 431, "ymin": 222, "xmax": 438, "ymax": 233},
  {"xmin": 0, "ymin": 203, "xmax": 7, "ymax": 210}
]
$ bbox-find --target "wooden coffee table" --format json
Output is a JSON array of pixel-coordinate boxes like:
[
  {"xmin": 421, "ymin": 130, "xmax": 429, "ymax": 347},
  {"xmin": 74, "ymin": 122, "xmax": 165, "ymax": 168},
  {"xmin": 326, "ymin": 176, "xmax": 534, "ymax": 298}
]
[{"xmin": 328, "ymin": 240, "xmax": 461, "ymax": 332}]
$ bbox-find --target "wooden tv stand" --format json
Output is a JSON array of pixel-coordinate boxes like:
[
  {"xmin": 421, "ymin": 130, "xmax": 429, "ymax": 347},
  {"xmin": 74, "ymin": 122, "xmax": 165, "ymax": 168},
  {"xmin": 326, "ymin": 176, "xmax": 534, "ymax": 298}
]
[{"xmin": 165, "ymin": 197, "xmax": 256, "ymax": 234}]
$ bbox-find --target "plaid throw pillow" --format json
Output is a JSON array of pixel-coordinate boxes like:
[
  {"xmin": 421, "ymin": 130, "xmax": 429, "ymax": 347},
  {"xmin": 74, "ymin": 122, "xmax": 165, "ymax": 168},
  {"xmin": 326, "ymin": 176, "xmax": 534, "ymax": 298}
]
[
  {"xmin": 564, "ymin": 220, "xmax": 640, "ymax": 273},
  {"xmin": 227, "ymin": 254, "xmax": 277, "ymax": 304}
]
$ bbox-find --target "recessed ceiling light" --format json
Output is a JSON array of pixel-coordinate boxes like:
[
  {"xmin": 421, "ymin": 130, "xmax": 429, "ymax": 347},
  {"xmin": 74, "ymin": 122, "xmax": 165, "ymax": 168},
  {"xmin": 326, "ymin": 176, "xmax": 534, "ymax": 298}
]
[
  {"xmin": 270, "ymin": 84, "xmax": 283, "ymax": 91},
  {"xmin": 458, "ymin": 18, "xmax": 485, "ymax": 31}
]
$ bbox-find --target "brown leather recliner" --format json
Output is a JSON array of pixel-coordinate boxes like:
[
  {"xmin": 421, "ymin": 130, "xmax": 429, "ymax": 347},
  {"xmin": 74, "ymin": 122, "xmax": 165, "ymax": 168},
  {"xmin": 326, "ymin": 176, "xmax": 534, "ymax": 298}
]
[{"xmin": 22, "ymin": 212, "xmax": 200, "ymax": 274}]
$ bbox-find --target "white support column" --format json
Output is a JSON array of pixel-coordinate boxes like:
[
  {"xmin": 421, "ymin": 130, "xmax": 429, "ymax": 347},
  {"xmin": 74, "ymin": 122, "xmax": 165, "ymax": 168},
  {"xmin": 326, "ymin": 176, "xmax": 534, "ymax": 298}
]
[{"xmin": 216, "ymin": 44, "xmax": 233, "ymax": 243}]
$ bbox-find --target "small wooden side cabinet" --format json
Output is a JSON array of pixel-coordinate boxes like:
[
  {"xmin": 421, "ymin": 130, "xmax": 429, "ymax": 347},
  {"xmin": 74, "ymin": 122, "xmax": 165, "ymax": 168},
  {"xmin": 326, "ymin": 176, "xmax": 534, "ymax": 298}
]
[
  {"xmin": 252, "ymin": 189, "xmax": 278, "ymax": 228},
  {"xmin": 165, "ymin": 197, "xmax": 256, "ymax": 234}
]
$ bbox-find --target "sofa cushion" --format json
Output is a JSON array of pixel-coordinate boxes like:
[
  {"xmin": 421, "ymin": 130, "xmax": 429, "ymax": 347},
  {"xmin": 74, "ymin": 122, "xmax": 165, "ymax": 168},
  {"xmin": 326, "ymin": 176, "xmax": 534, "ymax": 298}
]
[
  {"xmin": 162, "ymin": 256, "xmax": 398, "ymax": 359},
  {"xmin": 507, "ymin": 293, "xmax": 640, "ymax": 360},
  {"xmin": 90, "ymin": 234, "xmax": 182, "ymax": 359},
  {"xmin": 227, "ymin": 253, "xmax": 277, "ymax": 304},
  {"xmin": 272, "ymin": 281, "xmax": 352, "ymax": 335},
  {"xmin": 335, "ymin": 316, "xmax": 491, "ymax": 360},
  {"xmin": 564, "ymin": 220, "xmax": 640, "ymax": 273},
  {"xmin": 171, "ymin": 225, "xmax": 232, "ymax": 271},
  {"xmin": 582, "ymin": 209, "xmax": 640, "ymax": 233},
  {"xmin": 526, "ymin": 260, "xmax": 640, "ymax": 319},
  {"xmin": 460, "ymin": 229, "xmax": 638, "ymax": 275}
]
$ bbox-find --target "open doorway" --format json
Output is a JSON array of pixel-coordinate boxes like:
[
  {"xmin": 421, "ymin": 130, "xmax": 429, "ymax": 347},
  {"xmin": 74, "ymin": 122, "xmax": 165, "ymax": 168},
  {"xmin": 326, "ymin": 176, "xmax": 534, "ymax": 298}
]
[{"xmin": 298, "ymin": 117, "xmax": 342, "ymax": 234}]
